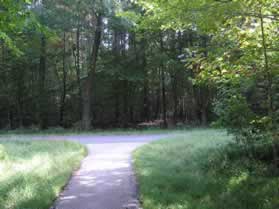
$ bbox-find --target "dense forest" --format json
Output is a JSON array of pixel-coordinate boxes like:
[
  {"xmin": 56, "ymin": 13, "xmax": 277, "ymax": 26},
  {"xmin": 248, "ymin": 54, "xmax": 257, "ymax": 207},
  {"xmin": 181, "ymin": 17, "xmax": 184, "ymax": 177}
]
[
  {"xmin": 1, "ymin": 0, "xmax": 215, "ymax": 130},
  {"xmin": 0, "ymin": 0, "xmax": 278, "ymax": 133}
]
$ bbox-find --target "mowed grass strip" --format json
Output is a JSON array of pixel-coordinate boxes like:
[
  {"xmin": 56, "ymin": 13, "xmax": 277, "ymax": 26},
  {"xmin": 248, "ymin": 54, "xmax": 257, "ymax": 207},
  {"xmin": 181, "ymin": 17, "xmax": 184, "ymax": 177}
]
[
  {"xmin": 0, "ymin": 139, "xmax": 86, "ymax": 209},
  {"xmin": 134, "ymin": 129, "xmax": 279, "ymax": 209}
]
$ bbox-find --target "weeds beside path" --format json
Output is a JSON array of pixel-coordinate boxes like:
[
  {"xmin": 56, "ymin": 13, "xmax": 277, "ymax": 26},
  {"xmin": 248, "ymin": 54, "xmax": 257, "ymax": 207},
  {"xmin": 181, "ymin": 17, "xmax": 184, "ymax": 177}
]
[
  {"xmin": 0, "ymin": 139, "xmax": 86, "ymax": 209},
  {"xmin": 134, "ymin": 129, "xmax": 279, "ymax": 209}
]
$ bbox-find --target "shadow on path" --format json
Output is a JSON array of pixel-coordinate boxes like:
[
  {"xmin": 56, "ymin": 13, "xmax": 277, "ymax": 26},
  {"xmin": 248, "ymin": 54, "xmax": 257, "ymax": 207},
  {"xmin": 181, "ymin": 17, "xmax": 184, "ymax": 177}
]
[{"xmin": 39, "ymin": 134, "xmax": 168, "ymax": 209}]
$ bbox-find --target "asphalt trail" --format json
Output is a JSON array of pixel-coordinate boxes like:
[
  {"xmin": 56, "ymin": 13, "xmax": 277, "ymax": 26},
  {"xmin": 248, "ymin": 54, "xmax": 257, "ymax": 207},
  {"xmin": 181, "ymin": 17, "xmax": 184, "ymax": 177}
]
[{"xmin": 39, "ymin": 134, "xmax": 167, "ymax": 209}]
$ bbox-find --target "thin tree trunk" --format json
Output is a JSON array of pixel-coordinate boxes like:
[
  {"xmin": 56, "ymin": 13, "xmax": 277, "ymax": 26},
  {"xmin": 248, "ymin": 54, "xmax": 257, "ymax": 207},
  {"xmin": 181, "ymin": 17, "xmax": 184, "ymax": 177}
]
[
  {"xmin": 200, "ymin": 36, "xmax": 209, "ymax": 126},
  {"xmin": 74, "ymin": 24, "xmax": 82, "ymax": 120},
  {"xmin": 114, "ymin": 91, "xmax": 120, "ymax": 125},
  {"xmin": 172, "ymin": 72, "xmax": 178, "ymax": 123},
  {"xmin": 155, "ymin": 87, "xmax": 161, "ymax": 120},
  {"xmin": 260, "ymin": 10, "xmax": 273, "ymax": 116},
  {"xmin": 112, "ymin": 30, "xmax": 120, "ymax": 126},
  {"xmin": 59, "ymin": 31, "xmax": 67, "ymax": 126},
  {"xmin": 123, "ymin": 80, "xmax": 129, "ymax": 127},
  {"xmin": 260, "ymin": 9, "xmax": 277, "ymax": 167},
  {"xmin": 170, "ymin": 31, "xmax": 178, "ymax": 123},
  {"xmin": 38, "ymin": 34, "xmax": 47, "ymax": 129},
  {"xmin": 16, "ymin": 76, "xmax": 24, "ymax": 128},
  {"xmin": 129, "ymin": 104, "xmax": 134, "ymax": 124},
  {"xmin": 141, "ymin": 40, "xmax": 149, "ymax": 122},
  {"xmin": 2, "ymin": 43, "xmax": 12, "ymax": 129},
  {"xmin": 201, "ymin": 108, "xmax": 207, "ymax": 126},
  {"xmin": 160, "ymin": 34, "xmax": 167, "ymax": 128},
  {"xmin": 8, "ymin": 109, "xmax": 13, "ymax": 129},
  {"xmin": 161, "ymin": 67, "xmax": 167, "ymax": 128},
  {"xmin": 81, "ymin": 15, "xmax": 102, "ymax": 130}
]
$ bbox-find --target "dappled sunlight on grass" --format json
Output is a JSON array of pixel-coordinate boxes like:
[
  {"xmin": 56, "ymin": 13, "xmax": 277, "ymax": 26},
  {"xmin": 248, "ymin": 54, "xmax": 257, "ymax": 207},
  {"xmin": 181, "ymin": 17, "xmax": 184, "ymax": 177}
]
[
  {"xmin": 134, "ymin": 129, "xmax": 279, "ymax": 209},
  {"xmin": 0, "ymin": 139, "xmax": 86, "ymax": 209}
]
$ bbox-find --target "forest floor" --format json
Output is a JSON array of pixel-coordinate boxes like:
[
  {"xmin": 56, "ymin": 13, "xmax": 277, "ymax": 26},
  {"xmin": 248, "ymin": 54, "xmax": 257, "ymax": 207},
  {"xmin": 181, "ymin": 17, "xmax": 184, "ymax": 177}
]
[{"xmin": 134, "ymin": 129, "xmax": 279, "ymax": 209}]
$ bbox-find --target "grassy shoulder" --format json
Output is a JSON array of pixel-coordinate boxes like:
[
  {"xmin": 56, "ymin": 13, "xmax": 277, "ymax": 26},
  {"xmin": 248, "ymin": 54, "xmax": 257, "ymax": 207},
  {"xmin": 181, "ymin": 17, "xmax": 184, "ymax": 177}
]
[
  {"xmin": 0, "ymin": 139, "xmax": 87, "ymax": 209},
  {"xmin": 134, "ymin": 129, "xmax": 279, "ymax": 209},
  {"xmin": 0, "ymin": 126, "xmax": 201, "ymax": 136}
]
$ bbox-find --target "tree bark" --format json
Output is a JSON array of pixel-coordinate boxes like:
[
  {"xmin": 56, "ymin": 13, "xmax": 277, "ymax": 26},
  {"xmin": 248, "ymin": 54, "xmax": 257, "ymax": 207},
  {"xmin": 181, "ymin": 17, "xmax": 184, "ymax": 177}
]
[
  {"xmin": 161, "ymin": 67, "xmax": 167, "ymax": 128},
  {"xmin": 59, "ymin": 31, "xmax": 67, "ymax": 126},
  {"xmin": 260, "ymin": 9, "xmax": 278, "ymax": 168},
  {"xmin": 81, "ymin": 15, "xmax": 102, "ymax": 130},
  {"xmin": 141, "ymin": 39, "xmax": 149, "ymax": 122},
  {"xmin": 160, "ymin": 34, "xmax": 167, "ymax": 128},
  {"xmin": 114, "ymin": 86, "xmax": 120, "ymax": 125},
  {"xmin": 74, "ymin": 24, "xmax": 82, "ymax": 120},
  {"xmin": 123, "ymin": 80, "xmax": 129, "ymax": 127},
  {"xmin": 260, "ymin": 9, "xmax": 273, "ymax": 116},
  {"xmin": 38, "ymin": 34, "xmax": 48, "ymax": 129},
  {"xmin": 16, "ymin": 67, "xmax": 24, "ymax": 128}
]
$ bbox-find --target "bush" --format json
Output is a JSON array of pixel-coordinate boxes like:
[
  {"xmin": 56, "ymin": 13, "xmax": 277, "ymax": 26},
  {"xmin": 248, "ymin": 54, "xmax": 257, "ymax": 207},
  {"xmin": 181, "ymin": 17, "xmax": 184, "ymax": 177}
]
[
  {"xmin": 213, "ymin": 84, "xmax": 279, "ymax": 167},
  {"xmin": 214, "ymin": 93, "xmax": 255, "ymax": 131}
]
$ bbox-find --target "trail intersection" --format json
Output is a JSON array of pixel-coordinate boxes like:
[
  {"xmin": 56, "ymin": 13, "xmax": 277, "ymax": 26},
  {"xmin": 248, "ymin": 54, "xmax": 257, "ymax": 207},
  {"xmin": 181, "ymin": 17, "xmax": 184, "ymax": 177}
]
[{"xmin": 39, "ymin": 135, "xmax": 166, "ymax": 209}]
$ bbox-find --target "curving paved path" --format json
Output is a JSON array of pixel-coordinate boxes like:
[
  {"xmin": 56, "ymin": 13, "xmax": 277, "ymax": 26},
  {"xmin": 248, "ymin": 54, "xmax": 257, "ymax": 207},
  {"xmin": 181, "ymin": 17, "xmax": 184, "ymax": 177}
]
[{"xmin": 41, "ymin": 135, "xmax": 167, "ymax": 209}]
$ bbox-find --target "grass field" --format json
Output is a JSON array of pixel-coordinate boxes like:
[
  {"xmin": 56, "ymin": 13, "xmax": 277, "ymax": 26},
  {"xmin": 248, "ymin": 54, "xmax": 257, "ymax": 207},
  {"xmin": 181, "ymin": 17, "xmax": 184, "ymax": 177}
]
[
  {"xmin": 134, "ymin": 129, "xmax": 279, "ymax": 209},
  {"xmin": 0, "ymin": 139, "xmax": 86, "ymax": 209}
]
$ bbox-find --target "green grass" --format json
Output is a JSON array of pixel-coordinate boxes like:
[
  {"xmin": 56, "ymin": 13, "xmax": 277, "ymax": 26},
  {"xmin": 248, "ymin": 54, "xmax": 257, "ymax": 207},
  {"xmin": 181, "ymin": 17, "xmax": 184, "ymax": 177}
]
[
  {"xmin": 134, "ymin": 129, "xmax": 279, "ymax": 209},
  {"xmin": 0, "ymin": 139, "xmax": 87, "ymax": 209}
]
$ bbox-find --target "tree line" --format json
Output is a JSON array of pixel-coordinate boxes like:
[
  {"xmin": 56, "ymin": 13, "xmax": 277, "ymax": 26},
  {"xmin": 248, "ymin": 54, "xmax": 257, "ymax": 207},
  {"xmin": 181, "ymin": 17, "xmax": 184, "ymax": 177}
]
[
  {"xmin": 0, "ymin": 0, "xmax": 278, "ymax": 147},
  {"xmin": 0, "ymin": 0, "xmax": 214, "ymax": 130}
]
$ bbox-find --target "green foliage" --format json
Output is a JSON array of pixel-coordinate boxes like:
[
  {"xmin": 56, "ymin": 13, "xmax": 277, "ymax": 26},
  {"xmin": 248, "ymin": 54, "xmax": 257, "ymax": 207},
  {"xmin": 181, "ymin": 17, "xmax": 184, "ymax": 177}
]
[
  {"xmin": 214, "ymin": 89, "xmax": 255, "ymax": 130},
  {"xmin": 0, "ymin": 0, "xmax": 36, "ymax": 54}
]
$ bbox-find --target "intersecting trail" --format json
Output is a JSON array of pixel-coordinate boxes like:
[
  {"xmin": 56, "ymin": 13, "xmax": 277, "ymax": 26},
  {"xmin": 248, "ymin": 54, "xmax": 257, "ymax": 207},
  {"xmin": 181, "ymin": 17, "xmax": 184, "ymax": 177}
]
[{"xmin": 35, "ymin": 134, "xmax": 167, "ymax": 209}]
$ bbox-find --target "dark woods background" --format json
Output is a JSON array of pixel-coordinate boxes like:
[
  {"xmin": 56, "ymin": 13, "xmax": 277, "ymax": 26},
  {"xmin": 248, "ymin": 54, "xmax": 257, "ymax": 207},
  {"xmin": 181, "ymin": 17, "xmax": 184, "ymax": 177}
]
[
  {"xmin": 0, "ymin": 0, "xmax": 213, "ymax": 130},
  {"xmin": 1, "ymin": 0, "xmax": 278, "ymax": 133}
]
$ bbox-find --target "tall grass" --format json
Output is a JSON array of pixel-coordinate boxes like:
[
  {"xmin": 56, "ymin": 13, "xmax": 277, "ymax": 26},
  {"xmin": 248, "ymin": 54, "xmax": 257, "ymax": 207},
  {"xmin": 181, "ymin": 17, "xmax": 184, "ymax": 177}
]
[
  {"xmin": 134, "ymin": 129, "xmax": 279, "ymax": 209},
  {"xmin": 0, "ymin": 139, "xmax": 86, "ymax": 209}
]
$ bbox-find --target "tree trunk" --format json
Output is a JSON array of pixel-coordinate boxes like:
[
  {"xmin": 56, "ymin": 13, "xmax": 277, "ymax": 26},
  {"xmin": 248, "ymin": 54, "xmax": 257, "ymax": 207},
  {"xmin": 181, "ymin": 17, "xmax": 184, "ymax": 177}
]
[
  {"xmin": 172, "ymin": 72, "xmax": 178, "ymax": 123},
  {"xmin": 59, "ymin": 31, "xmax": 67, "ymax": 126},
  {"xmin": 129, "ymin": 104, "xmax": 134, "ymax": 124},
  {"xmin": 38, "ymin": 34, "xmax": 48, "ymax": 129},
  {"xmin": 260, "ymin": 9, "xmax": 278, "ymax": 168},
  {"xmin": 16, "ymin": 80, "xmax": 24, "ymax": 128},
  {"xmin": 141, "ymin": 40, "xmax": 149, "ymax": 122},
  {"xmin": 8, "ymin": 109, "xmax": 13, "ymax": 129},
  {"xmin": 260, "ymin": 11, "xmax": 273, "ymax": 117},
  {"xmin": 155, "ymin": 87, "xmax": 161, "ymax": 120},
  {"xmin": 159, "ymin": 34, "xmax": 167, "ymax": 128},
  {"xmin": 161, "ymin": 67, "xmax": 167, "ymax": 128},
  {"xmin": 142, "ymin": 78, "xmax": 149, "ymax": 121},
  {"xmin": 123, "ymin": 80, "xmax": 129, "ymax": 127},
  {"xmin": 81, "ymin": 15, "xmax": 102, "ymax": 130},
  {"xmin": 114, "ymin": 90, "xmax": 120, "ymax": 125},
  {"xmin": 74, "ymin": 24, "xmax": 82, "ymax": 120},
  {"xmin": 201, "ymin": 108, "xmax": 207, "ymax": 126}
]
